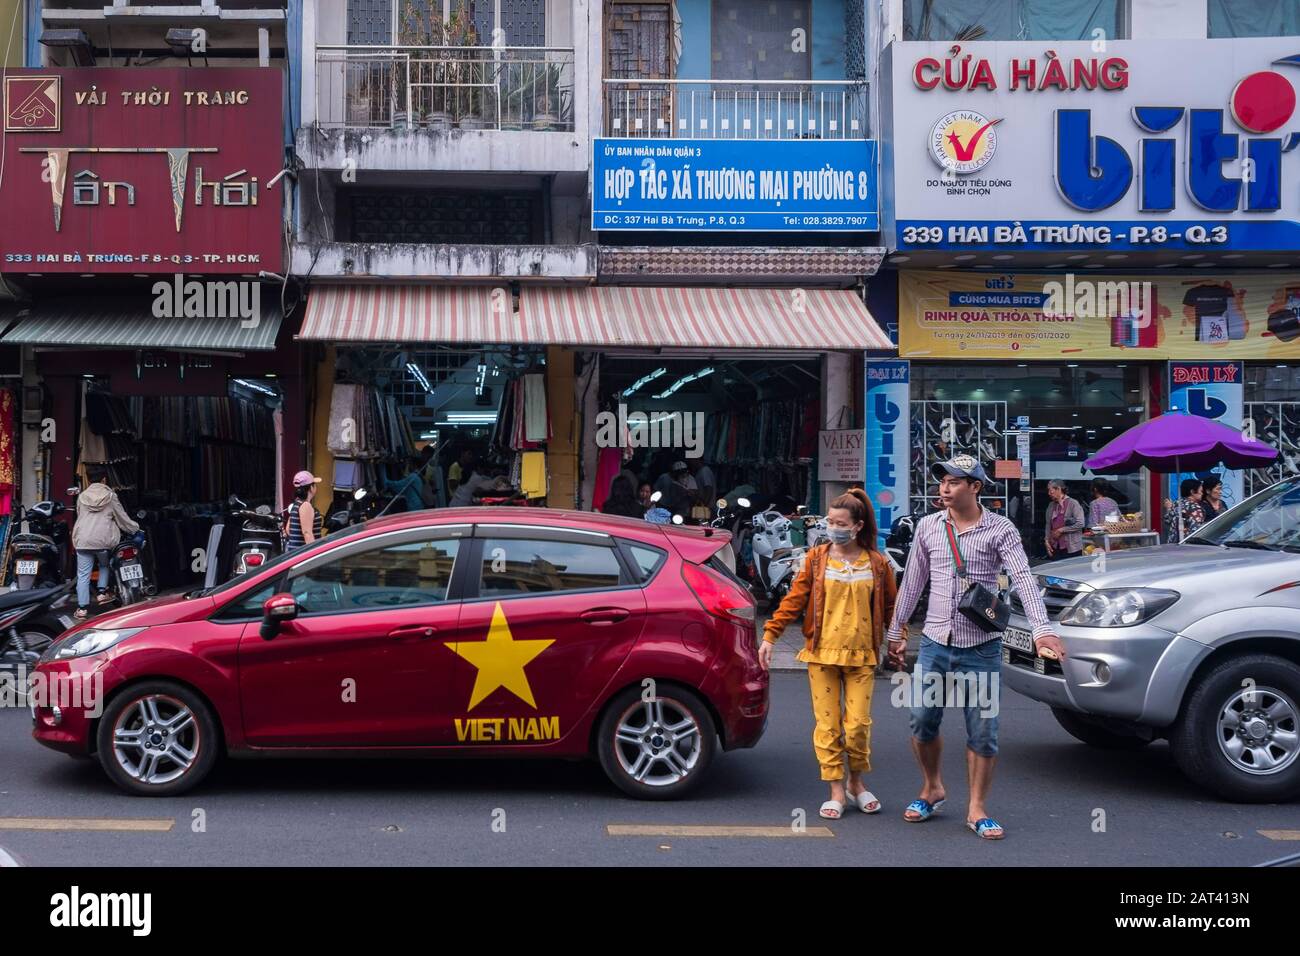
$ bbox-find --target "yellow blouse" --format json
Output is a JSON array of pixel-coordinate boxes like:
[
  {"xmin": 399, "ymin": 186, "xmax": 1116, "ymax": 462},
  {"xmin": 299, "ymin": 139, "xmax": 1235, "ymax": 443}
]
[{"xmin": 796, "ymin": 553, "xmax": 876, "ymax": 667}]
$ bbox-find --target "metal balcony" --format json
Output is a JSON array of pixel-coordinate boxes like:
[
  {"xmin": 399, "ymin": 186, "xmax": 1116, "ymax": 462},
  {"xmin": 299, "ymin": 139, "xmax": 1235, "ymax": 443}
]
[
  {"xmin": 315, "ymin": 45, "xmax": 576, "ymax": 132},
  {"xmin": 602, "ymin": 79, "xmax": 869, "ymax": 140}
]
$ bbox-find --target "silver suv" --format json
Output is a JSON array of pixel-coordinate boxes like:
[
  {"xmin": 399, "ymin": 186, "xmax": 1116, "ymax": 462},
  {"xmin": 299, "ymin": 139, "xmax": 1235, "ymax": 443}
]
[{"xmin": 1004, "ymin": 478, "xmax": 1300, "ymax": 803}]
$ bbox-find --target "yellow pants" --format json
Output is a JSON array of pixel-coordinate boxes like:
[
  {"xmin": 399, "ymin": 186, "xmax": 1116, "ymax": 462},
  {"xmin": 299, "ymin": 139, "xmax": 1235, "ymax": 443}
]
[{"xmin": 807, "ymin": 662, "xmax": 875, "ymax": 781}]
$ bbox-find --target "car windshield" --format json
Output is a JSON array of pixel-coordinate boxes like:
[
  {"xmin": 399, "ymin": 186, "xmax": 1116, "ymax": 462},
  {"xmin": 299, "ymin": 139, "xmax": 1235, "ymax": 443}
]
[
  {"xmin": 1187, "ymin": 478, "xmax": 1300, "ymax": 552},
  {"xmin": 184, "ymin": 521, "xmax": 373, "ymax": 599}
]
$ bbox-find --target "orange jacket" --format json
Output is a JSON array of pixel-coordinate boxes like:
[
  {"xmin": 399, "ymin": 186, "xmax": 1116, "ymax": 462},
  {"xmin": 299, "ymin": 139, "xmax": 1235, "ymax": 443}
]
[{"xmin": 761, "ymin": 543, "xmax": 898, "ymax": 654}]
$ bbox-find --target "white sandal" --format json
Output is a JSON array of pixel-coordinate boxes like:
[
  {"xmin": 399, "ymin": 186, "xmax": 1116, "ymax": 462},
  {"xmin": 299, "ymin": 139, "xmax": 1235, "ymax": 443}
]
[
  {"xmin": 849, "ymin": 789, "xmax": 882, "ymax": 814},
  {"xmin": 819, "ymin": 800, "xmax": 844, "ymax": 819}
]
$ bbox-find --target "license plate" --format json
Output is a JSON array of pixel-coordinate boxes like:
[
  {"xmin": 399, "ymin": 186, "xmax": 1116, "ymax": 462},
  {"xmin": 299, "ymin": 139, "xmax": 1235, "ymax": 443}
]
[
  {"xmin": 1002, "ymin": 626, "xmax": 1035, "ymax": 653},
  {"xmin": 15, "ymin": 561, "xmax": 38, "ymax": 576},
  {"xmin": 120, "ymin": 563, "xmax": 143, "ymax": 582}
]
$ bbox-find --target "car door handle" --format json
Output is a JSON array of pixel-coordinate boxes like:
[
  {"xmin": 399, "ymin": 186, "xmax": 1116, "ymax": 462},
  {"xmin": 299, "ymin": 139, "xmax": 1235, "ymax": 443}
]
[
  {"xmin": 580, "ymin": 607, "xmax": 630, "ymax": 625},
  {"xmin": 388, "ymin": 625, "xmax": 439, "ymax": 641}
]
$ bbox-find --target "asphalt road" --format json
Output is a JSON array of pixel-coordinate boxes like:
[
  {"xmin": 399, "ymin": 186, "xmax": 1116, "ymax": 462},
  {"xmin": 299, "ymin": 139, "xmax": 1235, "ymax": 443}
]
[{"xmin": 0, "ymin": 673, "xmax": 1296, "ymax": 867}]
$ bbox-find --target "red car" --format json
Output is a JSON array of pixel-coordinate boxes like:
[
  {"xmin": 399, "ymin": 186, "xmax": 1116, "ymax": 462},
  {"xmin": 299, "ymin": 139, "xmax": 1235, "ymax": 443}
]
[{"xmin": 30, "ymin": 509, "xmax": 767, "ymax": 798}]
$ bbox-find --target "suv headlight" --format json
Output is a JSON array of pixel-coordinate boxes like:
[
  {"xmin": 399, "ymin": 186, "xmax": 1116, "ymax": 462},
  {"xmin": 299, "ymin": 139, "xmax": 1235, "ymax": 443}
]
[
  {"xmin": 1058, "ymin": 589, "xmax": 1179, "ymax": 628},
  {"xmin": 45, "ymin": 627, "xmax": 144, "ymax": 661}
]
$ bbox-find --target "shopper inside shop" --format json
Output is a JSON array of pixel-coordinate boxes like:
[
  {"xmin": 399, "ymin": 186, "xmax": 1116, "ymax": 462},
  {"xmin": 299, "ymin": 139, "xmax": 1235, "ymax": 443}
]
[
  {"xmin": 448, "ymin": 447, "xmax": 477, "ymax": 496},
  {"xmin": 689, "ymin": 459, "xmax": 717, "ymax": 509},
  {"xmin": 383, "ymin": 456, "xmax": 435, "ymax": 513},
  {"xmin": 601, "ymin": 476, "xmax": 646, "ymax": 519},
  {"xmin": 1044, "ymin": 480, "xmax": 1086, "ymax": 560},
  {"xmin": 653, "ymin": 460, "xmax": 696, "ymax": 516},
  {"xmin": 1089, "ymin": 478, "xmax": 1122, "ymax": 527}
]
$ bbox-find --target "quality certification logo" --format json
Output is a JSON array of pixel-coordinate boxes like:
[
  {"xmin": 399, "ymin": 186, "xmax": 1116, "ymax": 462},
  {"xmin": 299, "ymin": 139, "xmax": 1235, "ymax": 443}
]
[{"xmin": 929, "ymin": 109, "xmax": 1001, "ymax": 174}]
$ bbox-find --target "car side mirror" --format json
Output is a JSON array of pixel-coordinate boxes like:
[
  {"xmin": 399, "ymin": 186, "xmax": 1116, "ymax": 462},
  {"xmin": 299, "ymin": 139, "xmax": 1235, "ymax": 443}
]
[{"xmin": 260, "ymin": 593, "xmax": 298, "ymax": 640}]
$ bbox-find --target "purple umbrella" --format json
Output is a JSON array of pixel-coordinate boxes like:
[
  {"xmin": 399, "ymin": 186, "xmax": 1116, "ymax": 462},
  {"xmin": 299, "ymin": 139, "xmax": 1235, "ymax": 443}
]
[{"xmin": 1084, "ymin": 411, "xmax": 1278, "ymax": 541}]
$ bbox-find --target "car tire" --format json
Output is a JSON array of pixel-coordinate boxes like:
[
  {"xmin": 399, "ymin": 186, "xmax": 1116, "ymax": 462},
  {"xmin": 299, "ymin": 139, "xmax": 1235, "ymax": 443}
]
[
  {"xmin": 95, "ymin": 681, "xmax": 219, "ymax": 797},
  {"xmin": 596, "ymin": 684, "xmax": 717, "ymax": 800},
  {"xmin": 1051, "ymin": 707, "xmax": 1151, "ymax": 750},
  {"xmin": 1171, "ymin": 654, "xmax": 1300, "ymax": 804}
]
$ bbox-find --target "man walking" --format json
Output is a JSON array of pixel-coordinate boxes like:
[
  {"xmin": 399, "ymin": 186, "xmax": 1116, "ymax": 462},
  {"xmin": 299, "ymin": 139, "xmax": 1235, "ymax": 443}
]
[{"xmin": 885, "ymin": 455, "xmax": 1066, "ymax": 840}]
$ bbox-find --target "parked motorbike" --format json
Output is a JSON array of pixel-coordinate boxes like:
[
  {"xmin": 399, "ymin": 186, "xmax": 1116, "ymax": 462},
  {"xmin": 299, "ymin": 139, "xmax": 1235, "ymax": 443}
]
[
  {"xmin": 750, "ymin": 506, "xmax": 803, "ymax": 607},
  {"xmin": 227, "ymin": 495, "xmax": 284, "ymax": 577},
  {"xmin": 0, "ymin": 582, "xmax": 76, "ymax": 672},
  {"xmin": 108, "ymin": 516, "xmax": 158, "ymax": 608},
  {"xmin": 644, "ymin": 490, "xmax": 682, "ymax": 526},
  {"xmin": 8, "ymin": 489, "xmax": 74, "ymax": 589},
  {"xmin": 326, "ymin": 488, "xmax": 374, "ymax": 534},
  {"xmin": 709, "ymin": 495, "xmax": 754, "ymax": 576},
  {"xmin": 884, "ymin": 514, "xmax": 929, "ymax": 619}
]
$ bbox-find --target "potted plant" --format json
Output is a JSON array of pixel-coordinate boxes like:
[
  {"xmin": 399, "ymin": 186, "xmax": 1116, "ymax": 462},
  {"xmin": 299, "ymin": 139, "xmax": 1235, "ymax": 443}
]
[
  {"xmin": 532, "ymin": 60, "xmax": 571, "ymax": 131},
  {"xmin": 498, "ymin": 62, "xmax": 526, "ymax": 131},
  {"xmin": 444, "ymin": 9, "xmax": 490, "ymax": 130},
  {"xmin": 400, "ymin": 0, "xmax": 453, "ymax": 129},
  {"xmin": 346, "ymin": 69, "xmax": 373, "ymax": 126}
]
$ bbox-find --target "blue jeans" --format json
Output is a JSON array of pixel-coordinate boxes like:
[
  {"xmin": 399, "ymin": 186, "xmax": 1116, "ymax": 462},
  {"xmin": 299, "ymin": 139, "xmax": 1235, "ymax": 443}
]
[
  {"xmin": 76, "ymin": 550, "xmax": 110, "ymax": 609},
  {"xmin": 909, "ymin": 635, "xmax": 1003, "ymax": 757}
]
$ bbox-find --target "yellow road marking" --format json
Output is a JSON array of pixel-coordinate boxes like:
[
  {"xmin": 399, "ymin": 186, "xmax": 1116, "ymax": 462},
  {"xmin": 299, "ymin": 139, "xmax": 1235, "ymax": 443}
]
[
  {"xmin": 606, "ymin": 824, "xmax": 834, "ymax": 839},
  {"xmin": 1258, "ymin": 829, "xmax": 1300, "ymax": 841},
  {"xmin": 0, "ymin": 817, "xmax": 174, "ymax": 832}
]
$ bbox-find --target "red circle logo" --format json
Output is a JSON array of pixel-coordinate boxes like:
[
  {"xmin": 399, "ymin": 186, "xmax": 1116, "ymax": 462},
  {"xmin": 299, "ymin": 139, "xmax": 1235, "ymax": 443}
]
[{"xmin": 1230, "ymin": 71, "xmax": 1296, "ymax": 133}]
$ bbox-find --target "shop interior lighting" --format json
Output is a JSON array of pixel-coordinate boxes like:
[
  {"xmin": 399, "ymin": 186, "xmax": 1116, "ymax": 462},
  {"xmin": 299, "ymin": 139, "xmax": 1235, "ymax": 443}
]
[
  {"xmin": 444, "ymin": 411, "xmax": 498, "ymax": 425},
  {"xmin": 622, "ymin": 367, "xmax": 667, "ymax": 398},
  {"xmin": 475, "ymin": 363, "xmax": 488, "ymax": 395},
  {"xmin": 654, "ymin": 366, "xmax": 715, "ymax": 399},
  {"xmin": 407, "ymin": 363, "xmax": 433, "ymax": 394},
  {"xmin": 234, "ymin": 378, "xmax": 277, "ymax": 397}
]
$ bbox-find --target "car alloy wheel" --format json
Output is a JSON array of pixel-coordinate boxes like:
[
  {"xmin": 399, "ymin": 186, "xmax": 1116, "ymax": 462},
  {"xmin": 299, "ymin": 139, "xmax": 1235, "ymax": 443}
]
[
  {"xmin": 1216, "ymin": 685, "xmax": 1300, "ymax": 776},
  {"xmin": 613, "ymin": 695, "xmax": 703, "ymax": 788},
  {"xmin": 111, "ymin": 694, "xmax": 202, "ymax": 786}
]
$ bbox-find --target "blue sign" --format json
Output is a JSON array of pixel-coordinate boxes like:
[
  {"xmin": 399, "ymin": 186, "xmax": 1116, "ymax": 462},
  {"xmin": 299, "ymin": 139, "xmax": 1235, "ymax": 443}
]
[
  {"xmin": 592, "ymin": 138, "xmax": 878, "ymax": 232},
  {"xmin": 1167, "ymin": 361, "xmax": 1244, "ymax": 510},
  {"xmin": 865, "ymin": 359, "xmax": 910, "ymax": 547}
]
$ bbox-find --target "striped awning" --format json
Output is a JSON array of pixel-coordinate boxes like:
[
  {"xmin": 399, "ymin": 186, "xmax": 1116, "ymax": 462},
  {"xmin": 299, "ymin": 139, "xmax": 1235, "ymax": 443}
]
[
  {"xmin": 525, "ymin": 286, "xmax": 889, "ymax": 350},
  {"xmin": 297, "ymin": 285, "xmax": 513, "ymax": 343},
  {"xmin": 298, "ymin": 284, "xmax": 890, "ymax": 350},
  {"xmin": 0, "ymin": 300, "xmax": 283, "ymax": 351}
]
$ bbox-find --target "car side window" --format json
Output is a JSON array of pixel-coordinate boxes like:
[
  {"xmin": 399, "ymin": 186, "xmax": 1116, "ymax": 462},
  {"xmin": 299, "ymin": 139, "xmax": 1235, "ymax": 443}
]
[
  {"xmin": 626, "ymin": 544, "xmax": 667, "ymax": 584},
  {"xmin": 289, "ymin": 538, "xmax": 461, "ymax": 616},
  {"xmin": 478, "ymin": 537, "xmax": 623, "ymax": 598},
  {"xmin": 211, "ymin": 579, "xmax": 281, "ymax": 622}
]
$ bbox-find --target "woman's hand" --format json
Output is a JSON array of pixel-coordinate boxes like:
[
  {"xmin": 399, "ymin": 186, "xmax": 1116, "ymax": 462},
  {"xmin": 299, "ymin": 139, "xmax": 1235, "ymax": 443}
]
[{"xmin": 758, "ymin": 640, "xmax": 773, "ymax": 671}]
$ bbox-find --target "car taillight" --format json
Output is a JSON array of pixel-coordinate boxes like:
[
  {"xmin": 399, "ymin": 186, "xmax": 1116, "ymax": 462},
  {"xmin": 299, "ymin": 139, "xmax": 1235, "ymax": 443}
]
[
  {"xmin": 244, "ymin": 553, "xmax": 265, "ymax": 567},
  {"xmin": 681, "ymin": 561, "xmax": 755, "ymax": 624},
  {"xmin": 118, "ymin": 547, "xmax": 137, "ymax": 560}
]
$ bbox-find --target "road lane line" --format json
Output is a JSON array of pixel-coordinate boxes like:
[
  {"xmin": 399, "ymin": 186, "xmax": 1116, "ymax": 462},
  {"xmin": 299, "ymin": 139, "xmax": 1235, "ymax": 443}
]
[
  {"xmin": 606, "ymin": 824, "xmax": 834, "ymax": 838},
  {"xmin": 0, "ymin": 817, "xmax": 175, "ymax": 832},
  {"xmin": 1258, "ymin": 829, "xmax": 1300, "ymax": 841}
]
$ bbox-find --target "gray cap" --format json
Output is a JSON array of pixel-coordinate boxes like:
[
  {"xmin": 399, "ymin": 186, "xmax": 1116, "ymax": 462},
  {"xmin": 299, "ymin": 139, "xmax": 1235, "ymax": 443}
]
[{"xmin": 931, "ymin": 453, "xmax": 990, "ymax": 484}]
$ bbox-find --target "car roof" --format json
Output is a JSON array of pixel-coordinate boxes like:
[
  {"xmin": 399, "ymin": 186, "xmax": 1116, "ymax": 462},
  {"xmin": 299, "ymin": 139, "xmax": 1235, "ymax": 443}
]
[{"xmin": 352, "ymin": 507, "xmax": 669, "ymax": 539}]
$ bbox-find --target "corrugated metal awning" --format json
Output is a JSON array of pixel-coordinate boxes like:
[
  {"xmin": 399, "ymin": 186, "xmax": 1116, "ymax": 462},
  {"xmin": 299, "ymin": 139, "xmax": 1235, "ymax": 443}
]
[
  {"xmin": 522, "ymin": 286, "xmax": 891, "ymax": 350},
  {"xmin": 0, "ymin": 300, "xmax": 283, "ymax": 351},
  {"xmin": 297, "ymin": 284, "xmax": 890, "ymax": 350}
]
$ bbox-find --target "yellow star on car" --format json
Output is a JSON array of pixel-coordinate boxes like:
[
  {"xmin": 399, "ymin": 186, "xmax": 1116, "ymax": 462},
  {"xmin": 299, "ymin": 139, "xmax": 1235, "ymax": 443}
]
[{"xmin": 448, "ymin": 602, "xmax": 554, "ymax": 711}]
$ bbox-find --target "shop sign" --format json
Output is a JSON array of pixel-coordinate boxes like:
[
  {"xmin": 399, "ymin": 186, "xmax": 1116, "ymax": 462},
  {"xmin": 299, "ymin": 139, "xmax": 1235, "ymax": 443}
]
[
  {"xmin": 882, "ymin": 38, "xmax": 1300, "ymax": 252},
  {"xmin": 864, "ymin": 360, "xmax": 910, "ymax": 545},
  {"xmin": 900, "ymin": 270, "xmax": 1300, "ymax": 359},
  {"xmin": 0, "ymin": 68, "xmax": 283, "ymax": 274},
  {"xmin": 818, "ymin": 429, "xmax": 864, "ymax": 482},
  {"xmin": 1167, "ymin": 361, "xmax": 1245, "ymax": 508},
  {"xmin": 592, "ymin": 138, "xmax": 878, "ymax": 231}
]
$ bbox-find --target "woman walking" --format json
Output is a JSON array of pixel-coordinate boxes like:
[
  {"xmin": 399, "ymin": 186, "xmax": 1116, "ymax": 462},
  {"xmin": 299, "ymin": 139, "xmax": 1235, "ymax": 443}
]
[
  {"xmin": 285, "ymin": 471, "xmax": 324, "ymax": 550},
  {"xmin": 758, "ymin": 489, "xmax": 897, "ymax": 820}
]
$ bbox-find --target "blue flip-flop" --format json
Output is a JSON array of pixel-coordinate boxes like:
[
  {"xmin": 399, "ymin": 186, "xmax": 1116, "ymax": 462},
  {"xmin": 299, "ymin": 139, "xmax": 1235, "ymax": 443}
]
[
  {"xmin": 968, "ymin": 817, "xmax": 1005, "ymax": 840},
  {"xmin": 903, "ymin": 798, "xmax": 945, "ymax": 822}
]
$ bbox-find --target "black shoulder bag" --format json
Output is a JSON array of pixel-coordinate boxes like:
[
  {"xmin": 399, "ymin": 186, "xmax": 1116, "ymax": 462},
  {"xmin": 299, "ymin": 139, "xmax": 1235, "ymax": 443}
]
[{"xmin": 944, "ymin": 520, "xmax": 1010, "ymax": 634}]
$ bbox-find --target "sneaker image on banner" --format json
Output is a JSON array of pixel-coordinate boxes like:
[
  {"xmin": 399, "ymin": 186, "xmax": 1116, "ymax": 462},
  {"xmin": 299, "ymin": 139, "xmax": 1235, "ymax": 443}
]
[{"xmin": 1267, "ymin": 287, "xmax": 1300, "ymax": 343}]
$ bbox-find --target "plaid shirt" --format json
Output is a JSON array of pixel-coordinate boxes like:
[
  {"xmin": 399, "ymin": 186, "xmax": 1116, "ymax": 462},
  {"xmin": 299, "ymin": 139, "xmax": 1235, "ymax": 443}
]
[{"xmin": 886, "ymin": 507, "xmax": 1054, "ymax": 648}]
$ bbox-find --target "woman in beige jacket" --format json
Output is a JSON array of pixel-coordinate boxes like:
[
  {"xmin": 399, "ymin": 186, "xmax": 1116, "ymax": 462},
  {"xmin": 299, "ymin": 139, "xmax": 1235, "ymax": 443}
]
[{"xmin": 71, "ymin": 468, "xmax": 140, "ymax": 618}]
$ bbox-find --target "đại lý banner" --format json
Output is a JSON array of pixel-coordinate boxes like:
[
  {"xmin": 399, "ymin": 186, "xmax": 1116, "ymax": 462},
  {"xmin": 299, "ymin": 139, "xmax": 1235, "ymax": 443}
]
[
  {"xmin": 899, "ymin": 270, "xmax": 1300, "ymax": 359},
  {"xmin": 0, "ymin": 68, "xmax": 284, "ymax": 274}
]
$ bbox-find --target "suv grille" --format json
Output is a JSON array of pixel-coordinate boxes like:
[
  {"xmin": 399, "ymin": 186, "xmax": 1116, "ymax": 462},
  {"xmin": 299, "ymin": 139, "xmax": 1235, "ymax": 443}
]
[{"xmin": 1010, "ymin": 575, "xmax": 1088, "ymax": 620}]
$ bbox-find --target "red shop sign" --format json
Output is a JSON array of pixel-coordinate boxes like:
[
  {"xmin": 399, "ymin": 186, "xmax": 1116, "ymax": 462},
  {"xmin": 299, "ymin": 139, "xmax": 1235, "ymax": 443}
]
[{"xmin": 1, "ymin": 68, "xmax": 284, "ymax": 274}]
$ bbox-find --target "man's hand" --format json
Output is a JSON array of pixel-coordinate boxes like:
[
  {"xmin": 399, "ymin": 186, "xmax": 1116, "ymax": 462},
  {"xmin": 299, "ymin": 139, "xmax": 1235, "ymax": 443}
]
[
  {"xmin": 1035, "ymin": 634, "xmax": 1067, "ymax": 661},
  {"xmin": 758, "ymin": 640, "xmax": 774, "ymax": 671},
  {"xmin": 887, "ymin": 636, "xmax": 908, "ymax": 670}
]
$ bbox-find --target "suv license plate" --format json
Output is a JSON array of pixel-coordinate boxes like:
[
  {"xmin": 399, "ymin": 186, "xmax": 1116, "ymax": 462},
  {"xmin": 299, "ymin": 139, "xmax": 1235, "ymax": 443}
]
[
  {"xmin": 120, "ymin": 563, "xmax": 143, "ymax": 582},
  {"xmin": 1002, "ymin": 626, "xmax": 1035, "ymax": 653}
]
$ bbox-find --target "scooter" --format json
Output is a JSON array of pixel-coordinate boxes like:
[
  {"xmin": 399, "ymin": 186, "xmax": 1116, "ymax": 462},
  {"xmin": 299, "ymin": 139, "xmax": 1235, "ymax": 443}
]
[
  {"xmin": 710, "ymin": 495, "xmax": 754, "ymax": 575},
  {"xmin": 750, "ymin": 506, "xmax": 803, "ymax": 606},
  {"xmin": 0, "ymin": 581, "xmax": 76, "ymax": 672},
  {"xmin": 326, "ymin": 488, "xmax": 374, "ymax": 534},
  {"xmin": 228, "ymin": 495, "xmax": 284, "ymax": 577},
  {"xmin": 8, "ymin": 489, "xmax": 74, "ymax": 589},
  {"xmin": 884, "ymin": 514, "xmax": 929, "ymax": 618},
  {"xmin": 108, "ymin": 517, "xmax": 158, "ymax": 608}
]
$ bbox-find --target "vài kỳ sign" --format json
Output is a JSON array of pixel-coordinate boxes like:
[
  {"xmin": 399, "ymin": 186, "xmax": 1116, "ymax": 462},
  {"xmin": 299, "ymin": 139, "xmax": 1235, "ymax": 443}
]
[
  {"xmin": 1, "ymin": 68, "xmax": 283, "ymax": 274},
  {"xmin": 818, "ymin": 429, "xmax": 865, "ymax": 482},
  {"xmin": 900, "ymin": 270, "xmax": 1300, "ymax": 359}
]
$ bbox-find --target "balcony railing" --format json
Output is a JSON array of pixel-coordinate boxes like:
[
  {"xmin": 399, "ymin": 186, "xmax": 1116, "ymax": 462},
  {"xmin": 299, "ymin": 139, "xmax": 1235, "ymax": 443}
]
[
  {"xmin": 603, "ymin": 79, "xmax": 868, "ymax": 140},
  {"xmin": 316, "ymin": 45, "xmax": 576, "ymax": 131}
]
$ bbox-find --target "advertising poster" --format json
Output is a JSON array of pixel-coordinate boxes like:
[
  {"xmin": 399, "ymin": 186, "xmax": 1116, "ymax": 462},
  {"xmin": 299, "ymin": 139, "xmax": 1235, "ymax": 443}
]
[
  {"xmin": 865, "ymin": 359, "xmax": 910, "ymax": 546},
  {"xmin": 1167, "ymin": 361, "xmax": 1245, "ymax": 509}
]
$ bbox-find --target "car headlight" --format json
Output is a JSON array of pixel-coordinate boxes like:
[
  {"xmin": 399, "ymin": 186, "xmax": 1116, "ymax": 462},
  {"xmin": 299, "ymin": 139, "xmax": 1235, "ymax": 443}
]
[
  {"xmin": 1058, "ymin": 589, "xmax": 1179, "ymax": 628},
  {"xmin": 46, "ymin": 627, "xmax": 144, "ymax": 661}
]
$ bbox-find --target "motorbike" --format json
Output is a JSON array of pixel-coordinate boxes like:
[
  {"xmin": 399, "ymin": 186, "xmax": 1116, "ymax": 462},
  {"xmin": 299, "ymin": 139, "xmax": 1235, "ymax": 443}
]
[
  {"xmin": 750, "ymin": 506, "xmax": 804, "ymax": 607},
  {"xmin": 644, "ymin": 490, "xmax": 683, "ymax": 525},
  {"xmin": 884, "ymin": 514, "xmax": 929, "ymax": 619},
  {"xmin": 108, "ymin": 516, "xmax": 158, "ymax": 608},
  {"xmin": 325, "ymin": 488, "xmax": 375, "ymax": 534},
  {"xmin": 8, "ymin": 489, "xmax": 74, "ymax": 589},
  {"xmin": 709, "ymin": 495, "xmax": 755, "ymax": 577},
  {"xmin": 0, "ymin": 582, "xmax": 76, "ymax": 672},
  {"xmin": 227, "ymin": 495, "xmax": 284, "ymax": 577}
]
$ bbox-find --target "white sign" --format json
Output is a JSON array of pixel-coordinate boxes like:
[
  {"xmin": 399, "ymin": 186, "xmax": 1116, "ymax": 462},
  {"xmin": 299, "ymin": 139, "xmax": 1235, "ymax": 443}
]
[
  {"xmin": 819, "ymin": 429, "xmax": 865, "ymax": 482},
  {"xmin": 881, "ymin": 38, "xmax": 1300, "ymax": 253}
]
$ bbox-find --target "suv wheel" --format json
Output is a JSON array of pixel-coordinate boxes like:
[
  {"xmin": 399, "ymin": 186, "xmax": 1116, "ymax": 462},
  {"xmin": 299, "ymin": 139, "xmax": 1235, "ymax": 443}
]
[
  {"xmin": 597, "ymin": 685, "xmax": 716, "ymax": 800},
  {"xmin": 96, "ymin": 681, "xmax": 219, "ymax": 796},
  {"xmin": 1051, "ymin": 707, "xmax": 1152, "ymax": 750},
  {"xmin": 1171, "ymin": 654, "xmax": 1300, "ymax": 803}
]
